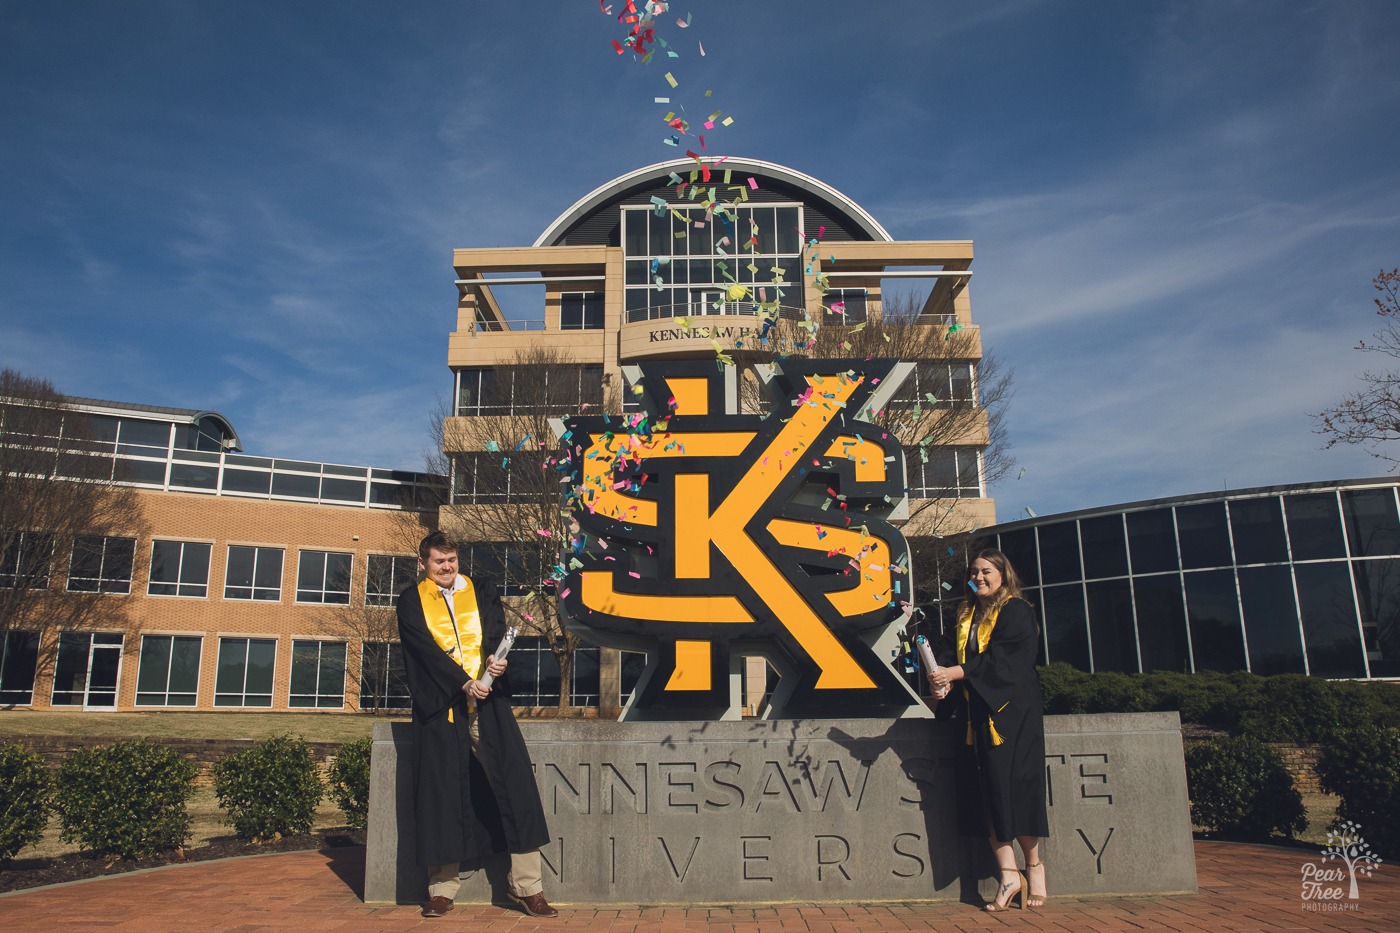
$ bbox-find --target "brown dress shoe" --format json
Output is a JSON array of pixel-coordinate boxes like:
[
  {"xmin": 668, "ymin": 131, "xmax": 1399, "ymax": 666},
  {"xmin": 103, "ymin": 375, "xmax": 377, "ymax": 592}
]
[
  {"xmin": 509, "ymin": 891, "xmax": 559, "ymax": 918},
  {"xmin": 422, "ymin": 895, "xmax": 455, "ymax": 918}
]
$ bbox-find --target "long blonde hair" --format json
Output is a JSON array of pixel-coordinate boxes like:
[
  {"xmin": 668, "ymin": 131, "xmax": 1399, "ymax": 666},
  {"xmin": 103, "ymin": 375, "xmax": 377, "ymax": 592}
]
[{"xmin": 960, "ymin": 548, "xmax": 1026, "ymax": 621}]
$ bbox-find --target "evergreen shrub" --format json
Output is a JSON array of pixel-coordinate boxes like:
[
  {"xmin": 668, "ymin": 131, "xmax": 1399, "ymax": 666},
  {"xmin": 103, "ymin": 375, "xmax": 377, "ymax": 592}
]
[
  {"xmin": 1185, "ymin": 735, "xmax": 1305, "ymax": 839},
  {"xmin": 53, "ymin": 740, "xmax": 197, "ymax": 860},
  {"xmin": 0, "ymin": 741, "xmax": 51, "ymax": 863},
  {"xmin": 214, "ymin": 734, "xmax": 323, "ymax": 841},
  {"xmin": 327, "ymin": 737, "xmax": 372, "ymax": 830},
  {"xmin": 1315, "ymin": 725, "xmax": 1400, "ymax": 858}
]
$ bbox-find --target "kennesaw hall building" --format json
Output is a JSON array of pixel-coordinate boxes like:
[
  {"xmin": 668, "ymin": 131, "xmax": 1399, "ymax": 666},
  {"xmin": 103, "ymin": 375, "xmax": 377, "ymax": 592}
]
[{"xmin": 0, "ymin": 157, "xmax": 1001, "ymax": 713}]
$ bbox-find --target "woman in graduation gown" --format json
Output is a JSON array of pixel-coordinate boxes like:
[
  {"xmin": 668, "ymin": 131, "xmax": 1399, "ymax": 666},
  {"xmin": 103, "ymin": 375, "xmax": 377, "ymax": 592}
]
[{"xmin": 927, "ymin": 549, "xmax": 1049, "ymax": 911}]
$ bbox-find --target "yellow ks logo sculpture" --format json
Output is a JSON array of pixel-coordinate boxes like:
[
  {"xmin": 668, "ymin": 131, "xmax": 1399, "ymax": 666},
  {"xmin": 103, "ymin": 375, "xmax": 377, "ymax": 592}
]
[{"xmin": 559, "ymin": 359, "xmax": 925, "ymax": 719}]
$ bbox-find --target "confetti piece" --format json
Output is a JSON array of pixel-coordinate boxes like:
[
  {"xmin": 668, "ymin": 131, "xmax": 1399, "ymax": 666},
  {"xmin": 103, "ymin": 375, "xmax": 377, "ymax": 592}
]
[
  {"xmin": 747, "ymin": 177, "xmax": 758, "ymax": 190},
  {"xmin": 665, "ymin": 72, "xmax": 678, "ymax": 87}
]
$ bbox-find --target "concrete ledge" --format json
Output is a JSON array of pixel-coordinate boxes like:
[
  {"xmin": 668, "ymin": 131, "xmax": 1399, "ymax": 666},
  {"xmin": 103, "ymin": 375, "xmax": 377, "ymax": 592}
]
[{"xmin": 366, "ymin": 712, "xmax": 1196, "ymax": 904}]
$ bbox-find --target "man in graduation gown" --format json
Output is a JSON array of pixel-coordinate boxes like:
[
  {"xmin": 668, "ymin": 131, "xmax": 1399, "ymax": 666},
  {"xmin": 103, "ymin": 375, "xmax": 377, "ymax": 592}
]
[{"xmin": 396, "ymin": 531, "xmax": 555, "ymax": 920}]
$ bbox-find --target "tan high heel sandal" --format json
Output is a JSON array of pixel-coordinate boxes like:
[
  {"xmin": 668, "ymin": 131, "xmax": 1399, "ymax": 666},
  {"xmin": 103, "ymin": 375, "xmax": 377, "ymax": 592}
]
[
  {"xmin": 984, "ymin": 869, "xmax": 1025, "ymax": 911},
  {"xmin": 1025, "ymin": 859, "xmax": 1047, "ymax": 908}
]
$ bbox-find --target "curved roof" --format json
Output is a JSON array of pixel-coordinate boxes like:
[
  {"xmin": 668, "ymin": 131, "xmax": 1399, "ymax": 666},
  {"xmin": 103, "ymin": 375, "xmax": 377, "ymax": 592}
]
[{"xmin": 533, "ymin": 157, "xmax": 893, "ymax": 247}]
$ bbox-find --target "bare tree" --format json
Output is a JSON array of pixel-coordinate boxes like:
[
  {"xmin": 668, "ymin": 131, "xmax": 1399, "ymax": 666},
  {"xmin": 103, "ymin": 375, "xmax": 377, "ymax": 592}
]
[
  {"xmin": 0, "ymin": 369, "xmax": 146, "ymax": 682},
  {"xmin": 1315, "ymin": 268, "xmax": 1400, "ymax": 466},
  {"xmin": 440, "ymin": 347, "xmax": 605, "ymax": 710}
]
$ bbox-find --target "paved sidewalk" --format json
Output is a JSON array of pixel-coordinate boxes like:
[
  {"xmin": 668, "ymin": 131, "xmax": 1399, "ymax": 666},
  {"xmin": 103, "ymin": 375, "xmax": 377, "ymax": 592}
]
[{"xmin": 0, "ymin": 840, "xmax": 1392, "ymax": 931}]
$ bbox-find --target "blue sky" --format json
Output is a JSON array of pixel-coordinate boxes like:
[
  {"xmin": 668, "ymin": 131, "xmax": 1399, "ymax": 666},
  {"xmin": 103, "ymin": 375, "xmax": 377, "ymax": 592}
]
[{"xmin": 3, "ymin": 1, "xmax": 1399, "ymax": 520}]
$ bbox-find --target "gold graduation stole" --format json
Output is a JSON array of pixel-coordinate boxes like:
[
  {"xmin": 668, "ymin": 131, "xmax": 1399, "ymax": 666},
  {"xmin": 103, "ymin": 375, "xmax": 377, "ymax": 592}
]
[
  {"xmin": 417, "ymin": 577, "xmax": 483, "ymax": 680},
  {"xmin": 955, "ymin": 602, "xmax": 1008, "ymax": 747}
]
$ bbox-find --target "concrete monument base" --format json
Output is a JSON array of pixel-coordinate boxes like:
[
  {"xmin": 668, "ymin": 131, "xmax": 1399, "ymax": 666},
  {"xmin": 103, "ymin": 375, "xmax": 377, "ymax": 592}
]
[{"xmin": 365, "ymin": 712, "xmax": 1196, "ymax": 905}]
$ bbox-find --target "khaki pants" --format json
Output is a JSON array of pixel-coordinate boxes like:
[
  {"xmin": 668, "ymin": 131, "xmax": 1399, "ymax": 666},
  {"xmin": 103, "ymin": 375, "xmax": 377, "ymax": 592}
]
[{"xmin": 427, "ymin": 710, "xmax": 543, "ymax": 900}]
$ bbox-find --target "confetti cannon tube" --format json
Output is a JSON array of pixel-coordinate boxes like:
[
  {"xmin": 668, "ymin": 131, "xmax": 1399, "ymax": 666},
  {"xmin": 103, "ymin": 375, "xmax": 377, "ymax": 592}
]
[{"xmin": 477, "ymin": 627, "xmax": 518, "ymax": 689}]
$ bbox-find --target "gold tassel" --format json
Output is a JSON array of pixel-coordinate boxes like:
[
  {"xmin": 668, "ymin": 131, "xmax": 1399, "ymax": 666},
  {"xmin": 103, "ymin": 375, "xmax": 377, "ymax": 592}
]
[{"xmin": 988, "ymin": 719, "xmax": 1004, "ymax": 746}]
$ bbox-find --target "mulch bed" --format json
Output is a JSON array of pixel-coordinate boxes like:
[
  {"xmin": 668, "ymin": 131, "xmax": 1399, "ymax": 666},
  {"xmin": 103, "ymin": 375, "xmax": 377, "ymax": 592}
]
[{"xmin": 0, "ymin": 828, "xmax": 365, "ymax": 894}]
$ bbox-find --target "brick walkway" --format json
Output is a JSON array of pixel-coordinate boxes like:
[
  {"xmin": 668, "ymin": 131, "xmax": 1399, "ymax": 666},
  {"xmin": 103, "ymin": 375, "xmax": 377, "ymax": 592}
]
[{"xmin": 0, "ymin": 841, "xmax": 1392, "ymax": 931}]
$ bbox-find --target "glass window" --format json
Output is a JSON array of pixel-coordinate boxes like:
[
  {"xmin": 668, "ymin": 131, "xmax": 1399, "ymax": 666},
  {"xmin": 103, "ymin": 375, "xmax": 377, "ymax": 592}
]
[
  {"xmin": 214, "ymin": 637, "xmax": 276, "ymax": 707},
  {"xmin": 67, "ymin": 535, "xmax": 134, "ymax": 594},
  {"xmin": 148, "ymin": 540, "xmax": 211, "ymax": 598},
  {"xmin": 1353, "ymin": 558, "xmax": 1400, "ymax": 678},
  {"xmin": 907, "ymin": 447, "xmax": 980, "ymax": 498},
  {"xmin": 222, "ymin": 467, "xmax": 271, "ymax": 496},
  {"xmin": 1342, "ymin": 488, "xmax": 1400, "ymax": 557},
  {"xmin": 561, "ymin": 292, "xmax": 605, "ymax": 330},
  {"xmin": 366, "ymin": 554, "xmax": 418, "ymax": 607},
  {"xmin": 0, "ymin": 630, "xmax": 40, "ymax": 705},
  {"xmin": 1229, "ymin": 497, "xmax": 1288, "ymax": 565},
  {"xmin": 1127, "ymin": 509, "xmax": 1178, "ymax": 575},
  {"xmin": 271, "ymin": 471, "xmax": 320, "ymax": 499},
  {"xmin": 135, "ymin": 635, "xmax": 202, "ymax": 706},
  {"xmin": 49, "ymin": 632, "xmax": 123, "ymax": 707},
  {"xmin": 1284, "ymin": 493, "xmax": 1347, "ymax": 561},
  {"xmin": 117, "ymin": 419, "xmax": 170, "ymax": 450},
  {"xmin": 1293, "ymin": 563, "xmax": 1365, "ymax": 678},
  {"xmin": 1238, "ymin": 565, "xmax": 1305, "ymax": 675},
  {"xmin": 1086, "ymin": 579, "xmax": 1138, "ymax": 672},
  {"xmin": 1184, "ymin": 570, "xmax": 1247, "ymax": 673},
  {"xmin": 321, "ymin": 477, "xmax": 366, "ymax": 503},
  {"xmin": 996, "ymin": 528, "xmax": 1039, "ymax": 587},
  {"xmin": 1133, "ymin": 574, "xmax": 1190, "ymax": 672},
  {"xmin": 1037, "ymin": 522, "xmax": 1082, "ymax": 585},
  {"xmin": 1079, "ymin": 514, "xmax": 1128, "ymax": 579},
  {"xmin": 1041, "ymin": 583, "xmax": 1090, "ymax": 670},
  {"xmin": 224, "ymin": 546, "xmax": 284, "ymax": 601},
  {"xmin": 1175, "ymin": 502, "xmax": 1232, "ymax": 570},
  {"xmin": 506, "ymin": 636, "xmax": 561, "ymax": 707},
  {"xmin": 621, "ymin": 649, "xmax": 647, "ymax": 705},
  {"xmin": 289, "ymin": 640, "xmax": 347, "ymax": 708},
  {"xmin": 115, "ymin": 458, "xmax": 167, "ymax": 485},
  {"xmin": 296, "ymin": 551, "xmax": 352, "ymax": 604},
  {"xmin": 359, "ymin": 641, "xmax": 411, "ymax": 710},
  {"xmin": 0, "ymin": 531, "xmax": 55, "ymax": 590},
  {"xmin": 168, "ymin": 463, "xmax": 218, "ymax": 490},
  {"xmin": 822, "ymin": 289, "xmax": 867, "ymax": 325}
]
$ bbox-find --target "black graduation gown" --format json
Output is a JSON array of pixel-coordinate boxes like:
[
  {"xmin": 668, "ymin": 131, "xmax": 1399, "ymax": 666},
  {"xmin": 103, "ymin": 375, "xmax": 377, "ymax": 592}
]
[
  {"xmin": 396, "ymin": 579, "xmax": 551, "ymax": 867},
  {"xmin": 938, "ymin": 597, "xmax": 1049, "ymax": 841}
]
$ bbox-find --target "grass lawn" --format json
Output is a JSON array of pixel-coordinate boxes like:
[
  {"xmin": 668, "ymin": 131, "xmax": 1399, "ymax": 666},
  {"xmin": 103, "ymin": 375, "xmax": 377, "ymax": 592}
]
[{"xmin": 0, "ymin": 710, "xmax": 407, "ymax": 743}]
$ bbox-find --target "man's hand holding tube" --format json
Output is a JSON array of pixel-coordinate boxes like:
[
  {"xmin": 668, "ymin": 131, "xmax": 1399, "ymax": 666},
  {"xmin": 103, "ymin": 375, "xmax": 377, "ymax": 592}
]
[{"xmin": 463, "ymin": 654, "xmax": 507, "ymax": 701}]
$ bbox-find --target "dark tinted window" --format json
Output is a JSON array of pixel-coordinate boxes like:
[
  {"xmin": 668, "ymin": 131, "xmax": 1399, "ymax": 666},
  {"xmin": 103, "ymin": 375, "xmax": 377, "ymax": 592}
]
[
  {"xmin": 1134, "ymin": 574, "xmax": 1189, "ymax": 672},
  {"xmin": 1342, "ymin": 489, "xmax": 1400, "ymax": 557},
  {"xmin": 1176, "ymin": 502, "xmax": 1232, "ymax": 570},
  {"xmin": 1086, "ymin": 579, "xmax": 1137, "ymax": 672},
  {"xmin": 1293, "ymin": 563, "xmax": 1365, "ymax": 678},
  {"xmin": 1353, "ymin": 559, "xmax": 1400, "ymax": 677},
  {"xmin": 1079, "ymin": 514, "xmax": 1128, "ymax": 579},
  {"xmin": 1238, "ymin": 565, "xmax": 1304, "ymax": 674},
  {"xmin": 1184, "ymin": 570, "xmax": 1247, "ymax": 673},
  {"xmin": 1037, "ymin": 522, "xmax": 1081, "ymax": 584},
  {"xmin": 1127, "ymin": 509, "xmax": 1178, "ymax": 574},
  {"xmin": 1229, "ymin": 497, "xmax": 1288, "ymax": 565},
  {"xmin": 1284, "ymin": 493, "xmax": 1347, "ymax": 561},
  {"xmin": 1041, "ymin": 584, "xmax": 1089, "ymax": 670},
  {"xmin": 996, "ymin": 528, "xmax": 1038, "ymax": 587}
]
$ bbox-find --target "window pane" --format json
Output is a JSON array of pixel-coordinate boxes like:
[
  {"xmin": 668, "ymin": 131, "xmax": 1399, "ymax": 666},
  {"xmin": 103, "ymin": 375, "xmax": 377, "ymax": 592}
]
[
  {"xmin": 1086, "ymin": 579, "xmax": 1138, "ymax": 672},
  {"xmin": 221, "ymin": 468, "xmax": 271, "ymax": 496},
  {"xmin": 215, "ymin": 638, "xmax": 248, "ymax": 696},
  {"xmin": 1134, "ymin": 574, "xmax": 1189, "ymax": 672},
  {"xmin": 1284, "ymin": 493, "xmax": 1346, "ymax": 561},
  {"xmin": 1079, "ymin": 514, "xmax": 1128, "ymax": 579},
  {"xmin": 0, "ymin": 631, "xmax": 40, "ymax": 704},
  {"xmin": 136, "ymin": 635, "xmax": 172, "ymax": 695},
  {"xmin": 1037, "ymin": 522, "xmax": 1081, "ymax": 585},
  {"xmin": 1176, "ymin": 502, "xmax": 1232, "ymax": 570},
  {"xmin": 1230, "ymin": 497, "xmax": 1288, "ymax": 565},
  {"xmin": 245, "ymin": 639, "xmax": 276, "ymax": 697},
  {"xmin": 1184, "ymin": 570, "xmax": 1247, "ymax": 673},
  {"xmin": 1343, "ymin": 489, "xmax": 1400, "ymax": 557},
  {"xmin": 996, "ymin": 528, "xmax": 1038, "ymax": 587},
  {"xmin": 168, "ymin": 637, "xmax": 202, "ymax": 699},
  {"xmin": 1353, "ymin": 558, "xmax": 1400, "ymax": 677},
  {"xmin": 50, "ymin": 633, "xmax": 91, "ymax": 705},
  {"xmin": 1294, "ymin": 563, "xmax": 1365, "ymax": 678},
  {"xmin": 1238, "ymin": 565, "xmax": 1304, "ymax": 674},
  {"xmin": 272, "ymin": 471, "xmax": 320, "ymax": 499},
  {"xmin": 1041, "ymin": 583, "xmax": 1090, "ymax": 670},
  {"xmin": 1127, "ymin": 509, "xmax": 1178, "ymax": 575}
]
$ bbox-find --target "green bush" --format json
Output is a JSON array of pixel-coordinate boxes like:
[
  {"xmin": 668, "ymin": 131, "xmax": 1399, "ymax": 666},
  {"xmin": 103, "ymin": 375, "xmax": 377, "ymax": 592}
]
[
  {"xmin": 1185, "ymin": 735, "xmax": 1305, "ymax": 839},
  {"xmin": 1315, "ymin": 725, "xmax": 1400, "ymax": 859},
  {"xmin": 53, "ymin": 740, "xmax": 197, "ymax": 860},
  {"xmin": 214, "ymin": 734, "xmax": 324, "ymax": 841},
  {"xmin": 327, "ymin": 737, "xmax": 371, "ymax": 830},
  {"xmin": 0, "ymin": 742, "xmax": 52, "ymax": 863}
]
